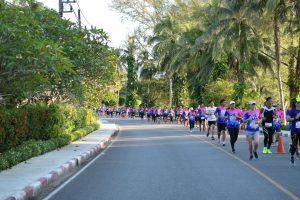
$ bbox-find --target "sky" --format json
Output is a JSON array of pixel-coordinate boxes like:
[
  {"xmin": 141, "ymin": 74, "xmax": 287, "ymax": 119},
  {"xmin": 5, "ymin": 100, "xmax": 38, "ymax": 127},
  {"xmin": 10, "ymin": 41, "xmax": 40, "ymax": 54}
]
[{"xmin": 36, "ymin": 0, "xmax": 136, "ymax": 48}]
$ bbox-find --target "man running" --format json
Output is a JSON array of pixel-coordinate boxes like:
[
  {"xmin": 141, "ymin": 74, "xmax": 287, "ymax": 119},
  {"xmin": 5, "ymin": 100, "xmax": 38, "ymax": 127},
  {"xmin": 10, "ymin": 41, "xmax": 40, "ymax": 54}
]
[
  {"xmin": 163, "ymin": 107, "xmax": 169, "ymax": 123},
  {"xmin": 206, "ymin": 100, "xmax": 217, "ymax": 140},
  {"xmin": 199, "ymin": 103, "xmax": 206, "ymax": 132},
  {"xmin": 216, "ymin": 99, "xmax": 227, "ymax": 146},
  {"xmin": 287, "ymin": 97, "xmax": 300, "ymax": 166},
  {"xmin": 261, "ymin": 97, "xmax": 276, "ymax": 154},
  {"xmin": 242, "ymin": 100, "xmax": 261, "ymax": 160},
  {"xmin": 225, "ymin": 101, "xmax": 243, "ymax": 153},
  {"xmin": 188, "ymin": 108, "xmax": 196, "ymax": 133}
]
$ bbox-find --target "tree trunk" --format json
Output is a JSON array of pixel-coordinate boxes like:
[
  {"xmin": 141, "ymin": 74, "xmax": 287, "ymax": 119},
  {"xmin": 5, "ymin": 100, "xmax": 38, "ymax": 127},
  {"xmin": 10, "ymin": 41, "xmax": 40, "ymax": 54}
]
[
  {"xmin": 147, "ymin": 81, "xmax": 150, "ymax": 95},
  {"xmin": 169, "ymin": 77, "xmax": 173, "ymax": 108},
  {"xmin": 295, "ymin": 37, "xmax": 300, "ymax": 94},
  {"xmin": 274, "ymin": 12, "xmax": 286, "ymax": 124}
]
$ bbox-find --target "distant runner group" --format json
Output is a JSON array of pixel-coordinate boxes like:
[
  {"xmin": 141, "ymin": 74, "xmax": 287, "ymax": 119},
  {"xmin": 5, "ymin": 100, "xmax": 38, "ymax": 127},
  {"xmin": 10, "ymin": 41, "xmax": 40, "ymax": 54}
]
[{"xmin": 95, "ymin": 97, "xmax": 300, "ymax": 166}]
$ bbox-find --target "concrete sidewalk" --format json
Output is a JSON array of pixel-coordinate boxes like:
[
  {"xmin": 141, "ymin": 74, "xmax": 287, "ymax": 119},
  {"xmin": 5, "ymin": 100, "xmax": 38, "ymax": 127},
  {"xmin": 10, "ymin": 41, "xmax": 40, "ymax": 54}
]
[{"xmin": 0, "ymin": 120, "xmax": 118, "ymax": 200}]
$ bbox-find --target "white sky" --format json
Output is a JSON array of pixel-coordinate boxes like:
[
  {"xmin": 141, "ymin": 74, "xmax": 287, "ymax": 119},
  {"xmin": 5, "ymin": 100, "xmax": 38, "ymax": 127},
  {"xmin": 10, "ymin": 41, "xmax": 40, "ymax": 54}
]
[{"xmin": 36, "ymin": 0, "xmax": 136, "ymax": 48}]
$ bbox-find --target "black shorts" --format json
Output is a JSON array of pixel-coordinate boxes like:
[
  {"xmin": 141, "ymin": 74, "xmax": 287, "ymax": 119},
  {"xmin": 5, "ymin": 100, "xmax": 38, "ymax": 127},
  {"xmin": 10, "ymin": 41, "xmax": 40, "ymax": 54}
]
[
  {"xmin": 208, "ymin": 121, "xmax": 216, "ymax": 126},
  {"xmin": 217, "ymin": 123, "xmax": 227, "ymax": 132},
  {"xmin": 199, "ymin": 117, "xmax": 206, "ymax": 122}
]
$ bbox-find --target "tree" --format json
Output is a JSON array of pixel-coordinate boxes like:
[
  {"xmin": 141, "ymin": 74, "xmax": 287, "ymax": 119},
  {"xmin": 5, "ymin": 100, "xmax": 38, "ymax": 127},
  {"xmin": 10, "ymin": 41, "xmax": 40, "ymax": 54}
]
[{"xmin": 124, "ymin": 36, "xmax": 138, "ymax": 107}]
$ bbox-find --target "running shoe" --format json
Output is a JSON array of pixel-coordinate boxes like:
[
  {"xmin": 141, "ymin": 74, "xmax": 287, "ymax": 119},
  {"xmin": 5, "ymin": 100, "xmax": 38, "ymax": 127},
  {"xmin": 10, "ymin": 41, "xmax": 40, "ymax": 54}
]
[
  {"xmin": 291, "ymin": 157, "xmax": 296, "ymax": 167},
  {"xmin": 211, "ymin": 136, "xmax": 215, "ymax": 140},
  {"xmin": 254, "ymin": 152, "xmax": 258, "ymax": 159},
  {"xmin": 249, "ymin": 155, "xmax": 253, "ymax": 160},
  {"xmin": 267, "ymin": 149, "xmax": 272, "ymax": 154},
  {"xmin": 222, "ymin": 143, "xmax": 226, "ymax": 147},
  {"xmin": 206, "ymin": 132, "xmax": 209, "ymax": 137},
  {"xmin": 232, "ymin": 149, "xmax": 235, "ymax": 153},
  {"xmin": 262, "ymin": 147, "xmax": 268, "ymax": 154}
]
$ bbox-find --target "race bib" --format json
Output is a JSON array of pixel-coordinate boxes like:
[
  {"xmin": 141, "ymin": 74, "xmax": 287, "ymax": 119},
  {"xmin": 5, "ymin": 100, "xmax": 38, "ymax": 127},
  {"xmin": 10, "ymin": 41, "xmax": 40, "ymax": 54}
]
[
  {"xmin": 220, "ymin": 110, "xmax": 226, "ymax": 116},
  {"xmin": 229, "ymin": 116, "xmax": 236, "ymax": 121},
  {"xmin": 250, "ymin": 121, "xmax": 258, "ymax": 129},
  {"xmin": 201, "ymin": 117, "xmax": 205, "ymax": 119},
  {"xmin": 296, "ymin": 121, "xmax": 300, "ymax": 129},
  {"xmin": 265, "ymin": 122, "xmax": 272, "ymax": 128}
]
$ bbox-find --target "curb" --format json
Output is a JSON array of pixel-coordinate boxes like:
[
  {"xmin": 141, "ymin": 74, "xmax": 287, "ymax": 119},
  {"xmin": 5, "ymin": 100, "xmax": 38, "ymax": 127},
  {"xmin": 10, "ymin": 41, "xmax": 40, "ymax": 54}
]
[{"xmin": 5, "ymin": 125, "xmax": 119, "ymax": 200}]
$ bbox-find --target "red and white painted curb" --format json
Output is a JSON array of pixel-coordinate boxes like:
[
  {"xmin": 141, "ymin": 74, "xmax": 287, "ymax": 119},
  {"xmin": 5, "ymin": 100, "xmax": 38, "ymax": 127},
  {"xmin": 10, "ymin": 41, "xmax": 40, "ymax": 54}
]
[{"xmin": 5, "ymin": 130, "xmax": 116, "ymax": 200}]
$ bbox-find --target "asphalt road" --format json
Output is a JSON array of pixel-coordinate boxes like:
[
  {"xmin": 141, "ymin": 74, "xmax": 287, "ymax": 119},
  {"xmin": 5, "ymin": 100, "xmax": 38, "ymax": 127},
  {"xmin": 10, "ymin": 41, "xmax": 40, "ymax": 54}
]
[{"xmin": 45, "ymin": 118, "xmax": 300, "ymax": 200}]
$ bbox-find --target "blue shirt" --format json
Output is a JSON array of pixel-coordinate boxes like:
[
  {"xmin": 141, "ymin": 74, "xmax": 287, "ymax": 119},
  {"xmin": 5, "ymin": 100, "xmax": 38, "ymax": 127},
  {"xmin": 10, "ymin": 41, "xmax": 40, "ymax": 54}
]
[
  {"xmin": 216, "ymin": 106, "xmax": 227, "ymax": 124},
  {"xmin": 242, "ymin": 109, "xmax": 261, "ymax": 132},
  {"xmin": 290, "ymin": 108, "xmax": 300, "ymax": 134}
]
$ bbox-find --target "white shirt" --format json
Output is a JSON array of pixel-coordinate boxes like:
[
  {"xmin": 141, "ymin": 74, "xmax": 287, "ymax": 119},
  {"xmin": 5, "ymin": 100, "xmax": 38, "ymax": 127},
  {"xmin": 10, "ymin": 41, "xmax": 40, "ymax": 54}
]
[{"xmin": 206, "ymin": 106, "xmax": 217, "ymax": 121}]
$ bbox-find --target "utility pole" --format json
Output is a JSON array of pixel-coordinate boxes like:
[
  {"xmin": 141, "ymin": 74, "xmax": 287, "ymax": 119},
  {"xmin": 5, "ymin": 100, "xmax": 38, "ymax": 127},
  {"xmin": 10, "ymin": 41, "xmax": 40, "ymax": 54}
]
[
  {"xmin": 59, "ymin": 0, "xmax": 63, "ymax": 17},
  {"xmin": 58, "ymin": 0, "xmax": 76, "ymax": 18},
  {"xmin": 78, "ymin": 8, "xmax": 81, "ymax": 29},
  {"xmin": 58, "ymin": 0, "xmax": 82, "ymax": 29}
]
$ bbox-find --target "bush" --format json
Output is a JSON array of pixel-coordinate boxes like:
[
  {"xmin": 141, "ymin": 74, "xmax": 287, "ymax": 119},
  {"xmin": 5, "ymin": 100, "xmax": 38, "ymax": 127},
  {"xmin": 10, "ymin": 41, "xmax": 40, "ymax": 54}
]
[
  {"xmin": 0, "ymin": 122, "xmax": 100, "ymax": 171},
  {"xmin": 0, "ymin": 104, "xmax": 98, "ymax": 153}
]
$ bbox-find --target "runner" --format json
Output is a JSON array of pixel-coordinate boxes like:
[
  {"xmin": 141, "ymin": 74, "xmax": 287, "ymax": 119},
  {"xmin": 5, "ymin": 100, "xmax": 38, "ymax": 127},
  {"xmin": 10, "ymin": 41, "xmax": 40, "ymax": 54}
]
[
  {"xmin": 169, "ymin": 108, "xmax": 175, "ymax": 124},
  {"xmin": 184, "ymin": 107, "xmax": 189, "ymax": 127},
  {"xmin": 139, "ymin": 106, "xmax": 145, "ymax": 119},
  {"xmin": 287, "ymin": 98, "xmax": 299, "ymax": 156},
  {"xmin": 273, "ymin": 105, "xmax": 284, "ymax": 147},
  {"xmin": 188, "ymin": 108, "xmax": 196, "ymax": 133},
  {"xmin": 261, "ymin": 97, "xmax": 276, "ymax": 154},
  {"xmin": 242, "ymin": 100, "xmax": 261, "ymax": 160},
  {"xmin": 156, "ymin": 107, "xmax": 162, "ymax": 124},
  {"xmin": 195, "ymin": 106, "xmax": 200, "ymax": 128},
  {"xmin": 163, "ymin": 107, "xmax": 169, "ymax": 123},
  {"xmin": 225, "ymin": 101, "xmax": 243, "ymax": 153},
  {"xmin": 286, "ymin": 97, "xmax": 300, "ymax": 166},
  {"xmin": 216, "ymin": 99, "xmax": 227, "ymax": 146},
  {"xmin": 206, "ymin": 100, "xmax": 217, "ymax": 140},
  {"xmin": 199, "ymin": 103, "xmax": 206, "ymax": 132}
]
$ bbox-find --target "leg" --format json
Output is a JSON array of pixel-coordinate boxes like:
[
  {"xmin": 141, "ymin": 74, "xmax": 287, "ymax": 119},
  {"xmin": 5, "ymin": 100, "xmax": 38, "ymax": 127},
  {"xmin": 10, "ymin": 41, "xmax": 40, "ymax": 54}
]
[
  {"xmin": 228, "ymin": 128, "xmax": 235, "ymax": 151},
  {"xmin": 253, "ymin": 132, "xmax": 259, "ymax": 154},
  {"xmin": 267, "ymin": 128, "xmax": 274, "ymax": 150},
  {"xmin": 263, "ymin": 127, "xmax": 268, "ymax": 148}
]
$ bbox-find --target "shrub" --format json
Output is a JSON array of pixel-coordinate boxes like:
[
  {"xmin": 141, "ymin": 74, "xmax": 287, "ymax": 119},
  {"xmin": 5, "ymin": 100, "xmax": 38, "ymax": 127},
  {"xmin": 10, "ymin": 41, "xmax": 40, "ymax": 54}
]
[
  {"xmin": 0, "ymin": 104, "xmax": 98, "ymax": 153},
  {"xmin": 0, "ymin": 122, "xmax": 100, "ymax": 171}
]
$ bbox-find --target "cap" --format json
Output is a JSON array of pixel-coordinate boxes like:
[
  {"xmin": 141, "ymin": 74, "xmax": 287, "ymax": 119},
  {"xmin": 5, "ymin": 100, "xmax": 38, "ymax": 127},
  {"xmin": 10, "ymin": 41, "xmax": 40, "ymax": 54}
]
[
  {"xmin": 249, "ymin": 100, "xmax": 256, "ymax": 105},
  {"xmin": 230, "ymin": 101, "xmax": 235, "ymax": 104}
]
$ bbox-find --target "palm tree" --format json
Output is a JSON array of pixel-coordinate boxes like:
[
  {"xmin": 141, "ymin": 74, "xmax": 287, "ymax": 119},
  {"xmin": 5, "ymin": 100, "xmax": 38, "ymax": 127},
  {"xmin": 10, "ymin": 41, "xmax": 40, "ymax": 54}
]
[
  {"xmin": 149, "ymin": 13, "xmax": 182, "ymax": 108},
  {"xmin": 194, "ymin": 0, "xmax": 272, "ymax": 101},
  {"xmin": 138, "ymin": 51, "xmax": 157, "ymax": 95}
]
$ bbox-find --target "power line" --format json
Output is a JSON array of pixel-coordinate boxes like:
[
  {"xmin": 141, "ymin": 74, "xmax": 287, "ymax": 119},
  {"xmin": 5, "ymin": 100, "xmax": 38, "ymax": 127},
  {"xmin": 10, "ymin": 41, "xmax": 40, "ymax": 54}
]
[{"xmin": 76, "ymin": 1, "xmax": 93, "ymax": 27}]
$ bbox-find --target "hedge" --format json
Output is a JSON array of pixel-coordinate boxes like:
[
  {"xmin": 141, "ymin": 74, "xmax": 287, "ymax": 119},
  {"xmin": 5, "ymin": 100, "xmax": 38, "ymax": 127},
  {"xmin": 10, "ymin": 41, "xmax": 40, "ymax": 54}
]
[
  {"xmin": 0, "ymin": 104, "xmax": 98, "ymax": 153},
  {"xmin": 0, "ymin": 122, "xmax": 100, "ymax": 171}
]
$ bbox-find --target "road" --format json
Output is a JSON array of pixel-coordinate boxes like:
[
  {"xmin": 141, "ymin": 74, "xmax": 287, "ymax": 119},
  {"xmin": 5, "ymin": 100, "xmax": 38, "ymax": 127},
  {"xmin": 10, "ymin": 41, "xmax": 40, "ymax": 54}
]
[{"xmin": 45, "ymin": 118, "xmax": 300, "ymax": 200}]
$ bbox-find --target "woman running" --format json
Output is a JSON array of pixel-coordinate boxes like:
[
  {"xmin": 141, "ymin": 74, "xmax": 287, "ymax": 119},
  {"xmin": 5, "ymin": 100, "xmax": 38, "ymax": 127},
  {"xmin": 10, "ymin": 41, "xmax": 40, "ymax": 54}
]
[
  {"xmin": 242, "ymin": 100, "xmax": 262, "ymax": 160},
  {"xmin": 225, "ymin": 101, "xmax": 243, "ymax": 153}
]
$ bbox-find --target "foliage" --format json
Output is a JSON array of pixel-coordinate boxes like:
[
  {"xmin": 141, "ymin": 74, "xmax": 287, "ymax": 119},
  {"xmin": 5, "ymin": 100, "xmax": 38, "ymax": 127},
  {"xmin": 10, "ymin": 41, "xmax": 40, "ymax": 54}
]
[
  {"xmin": 0, "ymin": 104, "xmax": 98, "ymax": 153},
  {"xmin": 0, "ymin": 122, "xmax": 100, "ymax": 171},
  {"xmin": 202, "ymin": 79, "xmax": 234, "ymax": 105},
  {"xmin": 0, "ymin": 2, "xmax": 120, "ymax": 106},
  {"xmin": 113, "ymin": 0, "xmax": 300, "ymax": 108}
]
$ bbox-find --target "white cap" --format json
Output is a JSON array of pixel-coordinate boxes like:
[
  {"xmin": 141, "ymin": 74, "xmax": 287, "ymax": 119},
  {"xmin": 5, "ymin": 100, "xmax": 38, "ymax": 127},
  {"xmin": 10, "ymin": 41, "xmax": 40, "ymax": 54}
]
[
  {"xmin": 249, "ymin": 100, "xmax": 256, "ymax": 105},
  {"xmin": 229, "ymin": 101, "xmax": 235, "ymax": 104}
]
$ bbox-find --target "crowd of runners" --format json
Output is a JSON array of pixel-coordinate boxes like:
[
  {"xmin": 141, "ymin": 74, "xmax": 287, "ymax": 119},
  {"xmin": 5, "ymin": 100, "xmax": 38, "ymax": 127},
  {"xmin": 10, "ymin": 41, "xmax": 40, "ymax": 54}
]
[{"xmin": 95, "ymin": 96, "xmax": 300, "ymax": 166}]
